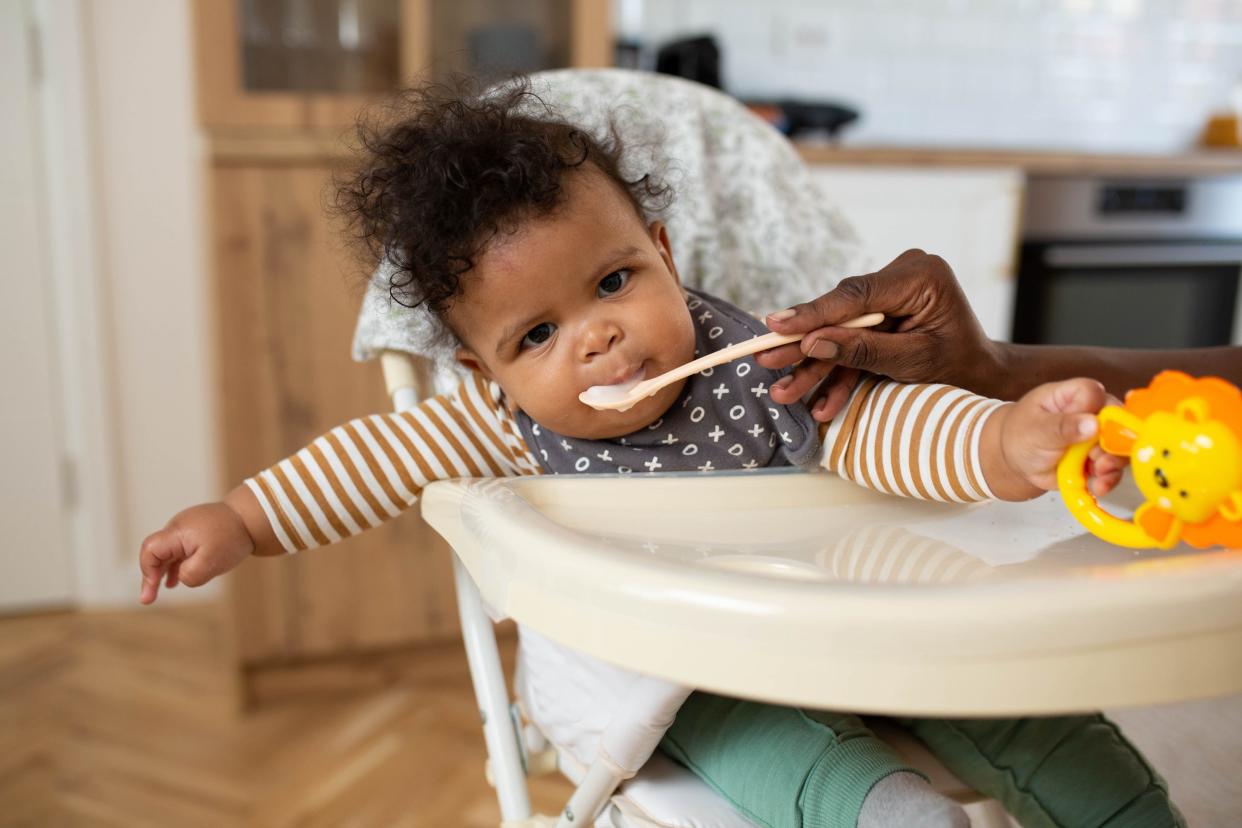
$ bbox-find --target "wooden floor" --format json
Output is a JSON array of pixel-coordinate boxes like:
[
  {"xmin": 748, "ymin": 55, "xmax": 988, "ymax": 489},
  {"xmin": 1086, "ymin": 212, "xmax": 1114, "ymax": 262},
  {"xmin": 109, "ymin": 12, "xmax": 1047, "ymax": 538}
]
[
  {"xmin": 0, "ymin": 605, "xmax": 573, "ymax": 827},
  {"xmin": 5, "ymin": 606, "xmax": 1241, "ymax": 827}
]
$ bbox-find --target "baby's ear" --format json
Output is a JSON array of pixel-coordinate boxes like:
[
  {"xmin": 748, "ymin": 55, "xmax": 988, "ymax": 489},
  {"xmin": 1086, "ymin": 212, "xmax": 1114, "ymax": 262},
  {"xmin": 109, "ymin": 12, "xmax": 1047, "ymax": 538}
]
[
  {"xmin": 455, "ymin": 348, "xmax": 492, "ymax": 380},
  {"xmin": 649, "ymin": 220, "xmax": 681, "ymax": 286}
]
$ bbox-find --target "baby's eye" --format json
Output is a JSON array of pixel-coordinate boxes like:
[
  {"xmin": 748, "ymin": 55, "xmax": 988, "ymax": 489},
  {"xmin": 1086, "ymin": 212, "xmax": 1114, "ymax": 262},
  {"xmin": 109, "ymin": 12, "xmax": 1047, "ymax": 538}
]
[
  {"xmin": 521, "ymin": 322, "xmax": 556, "ymax": 349},
  {"xmin": 598, "ymin": 269, "xmax": 630, "ymax": 296}
]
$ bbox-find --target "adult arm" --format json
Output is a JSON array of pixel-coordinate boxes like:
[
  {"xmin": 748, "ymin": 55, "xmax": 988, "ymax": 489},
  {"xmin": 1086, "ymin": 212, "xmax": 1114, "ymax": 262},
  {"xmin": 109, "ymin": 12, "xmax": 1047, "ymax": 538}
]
[{"xmin": 758, "ymin": 249, "xmax": 1242, "ymax": 417}]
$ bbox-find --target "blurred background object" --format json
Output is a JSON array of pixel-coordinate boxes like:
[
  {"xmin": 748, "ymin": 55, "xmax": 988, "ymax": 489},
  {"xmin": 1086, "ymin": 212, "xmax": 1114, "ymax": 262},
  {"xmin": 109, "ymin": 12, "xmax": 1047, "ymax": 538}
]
[
  {"xmin": 650, "ymin": 32, "xmax": 860, "ymax": 141},
  {"xmin": 655, "ymin": 34, "xmax": 721, "ymax": 88}
]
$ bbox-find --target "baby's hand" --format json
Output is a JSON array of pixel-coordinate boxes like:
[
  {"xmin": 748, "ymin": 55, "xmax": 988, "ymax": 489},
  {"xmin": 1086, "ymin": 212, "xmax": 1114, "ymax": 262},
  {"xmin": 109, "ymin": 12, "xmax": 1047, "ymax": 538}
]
[
  {"xmin": 138, "ymin": 501, "xmax": 255, "ymax": 605},
  {"xmin": 988, "ymin": 378, "xmax": 1127, "ymax": 501}
]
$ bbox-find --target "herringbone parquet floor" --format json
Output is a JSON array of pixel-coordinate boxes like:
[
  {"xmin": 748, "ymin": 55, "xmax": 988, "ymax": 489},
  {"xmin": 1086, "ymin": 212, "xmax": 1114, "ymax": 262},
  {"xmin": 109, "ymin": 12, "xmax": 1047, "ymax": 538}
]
[{"xmin": 0, "ymin": 605, "xmax": 572, "ymax": 827}]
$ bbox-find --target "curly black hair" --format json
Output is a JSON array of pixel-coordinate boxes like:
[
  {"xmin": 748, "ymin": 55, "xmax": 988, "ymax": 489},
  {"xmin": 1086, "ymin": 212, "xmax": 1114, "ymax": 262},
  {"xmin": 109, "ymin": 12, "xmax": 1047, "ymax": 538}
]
[{"xmin": 336, "ymin": 76, "xmax": 672, "ymax": 315}]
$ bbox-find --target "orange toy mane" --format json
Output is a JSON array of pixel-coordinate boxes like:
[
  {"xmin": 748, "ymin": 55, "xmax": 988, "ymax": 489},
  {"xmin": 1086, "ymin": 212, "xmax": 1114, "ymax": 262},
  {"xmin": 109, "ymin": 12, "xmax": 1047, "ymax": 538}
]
[{"xmin": 1122, "ymin": 372, "xmax": 1242, "ymax": 548}]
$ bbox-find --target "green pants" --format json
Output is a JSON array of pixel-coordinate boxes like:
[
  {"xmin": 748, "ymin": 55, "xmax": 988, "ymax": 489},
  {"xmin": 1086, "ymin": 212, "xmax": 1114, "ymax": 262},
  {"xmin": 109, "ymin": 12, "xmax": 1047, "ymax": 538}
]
[{"xmin": 660, "ymin": 693, "xmax": 1185, "ymax": 828}]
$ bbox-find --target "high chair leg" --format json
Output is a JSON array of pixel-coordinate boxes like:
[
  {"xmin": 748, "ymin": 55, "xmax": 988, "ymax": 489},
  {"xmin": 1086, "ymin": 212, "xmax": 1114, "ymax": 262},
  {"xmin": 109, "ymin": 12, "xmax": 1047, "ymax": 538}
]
[
  {"xmin": 557, "ymin": 676, "xmax": 692, "ymax": 827},
  {"xmin": 452, "ymin": 555, "xmax": 533, "ymax": 822}
]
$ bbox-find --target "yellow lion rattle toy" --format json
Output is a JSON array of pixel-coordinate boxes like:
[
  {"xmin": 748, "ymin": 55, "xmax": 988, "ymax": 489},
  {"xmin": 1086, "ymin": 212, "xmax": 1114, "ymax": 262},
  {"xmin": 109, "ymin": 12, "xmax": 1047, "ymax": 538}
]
[{"xmin": 1057, "ymin": 370, "xmax": 1242, "ymax": 550}]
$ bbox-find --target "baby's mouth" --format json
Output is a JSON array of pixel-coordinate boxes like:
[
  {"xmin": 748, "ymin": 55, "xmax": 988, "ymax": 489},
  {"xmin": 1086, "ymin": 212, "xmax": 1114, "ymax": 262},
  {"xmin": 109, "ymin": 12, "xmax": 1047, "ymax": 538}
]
[
  {"xmin": 579, "ymin": 362, "xmax": 652, "ymax": 411},
  {"xmin": 602, "ymin": 362, "xmax": 646, "ymax": 388}
]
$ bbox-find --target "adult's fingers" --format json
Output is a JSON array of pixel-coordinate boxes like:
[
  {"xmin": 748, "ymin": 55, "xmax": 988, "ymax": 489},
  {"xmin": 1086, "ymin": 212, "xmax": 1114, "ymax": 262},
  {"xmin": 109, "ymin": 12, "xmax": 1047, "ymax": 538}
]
[
  {"xmin": 809, "ymin": 367, "xmax": 861, "ymax": 422},
  {"xmin": 754, "ymin": 341, "xmax": 805, "ymax": 370},
  {"xmin": 796, "ymin": 326, "xmax": 935, "ymax": 380},
  {"xmin": 766, "ymin": 274, "xmax": 876, "ymax": 334},
  {"xmin": 769, "ymin": 358, "xmax": 835, "ymax": 404},
  {"xmin": 765, "ymin": 250, "xmax": 935, "ymax": 335}
]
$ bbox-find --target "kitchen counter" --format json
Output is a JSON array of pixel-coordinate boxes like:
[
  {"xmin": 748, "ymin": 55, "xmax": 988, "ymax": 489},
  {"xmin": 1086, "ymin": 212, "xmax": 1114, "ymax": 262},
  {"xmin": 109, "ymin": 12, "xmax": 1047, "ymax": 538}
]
[
  {"xmin": 797, "ymin": 144, "xmax": 1242, "ymax": 177},
  {"xmin": 208, "ymin": 130, "xmax": 1242, "ymax": 178}
]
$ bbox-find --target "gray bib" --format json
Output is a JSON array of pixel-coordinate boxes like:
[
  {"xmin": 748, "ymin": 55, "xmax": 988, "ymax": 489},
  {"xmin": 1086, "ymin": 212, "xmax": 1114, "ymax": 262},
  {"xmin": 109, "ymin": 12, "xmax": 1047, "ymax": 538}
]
[{"xmin": 516, "ymin": 289, "xmax": 820, "ymax": 475}]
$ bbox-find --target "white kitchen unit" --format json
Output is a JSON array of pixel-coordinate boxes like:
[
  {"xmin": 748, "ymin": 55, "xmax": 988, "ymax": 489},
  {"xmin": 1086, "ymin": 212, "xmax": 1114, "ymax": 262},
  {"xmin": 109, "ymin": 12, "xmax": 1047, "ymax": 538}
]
[{"xmin": 807, "ymin": 166, "xmax": 1025, "ymax": 341}]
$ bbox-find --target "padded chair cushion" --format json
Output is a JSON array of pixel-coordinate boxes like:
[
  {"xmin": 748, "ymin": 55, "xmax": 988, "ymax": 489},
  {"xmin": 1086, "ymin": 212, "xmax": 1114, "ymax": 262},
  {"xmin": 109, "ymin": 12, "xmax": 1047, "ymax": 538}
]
[{"xmin": 602, "ymin": 752, "xmax": 762, "ymax": 828}]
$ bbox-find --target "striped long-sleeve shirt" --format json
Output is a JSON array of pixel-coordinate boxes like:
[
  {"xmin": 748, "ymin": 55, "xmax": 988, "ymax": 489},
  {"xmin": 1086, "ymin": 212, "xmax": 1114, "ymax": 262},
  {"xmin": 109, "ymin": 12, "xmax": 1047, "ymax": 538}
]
[{"xmin": 246, "ymin": 373, "xmax": 1004, "ymax": 556}]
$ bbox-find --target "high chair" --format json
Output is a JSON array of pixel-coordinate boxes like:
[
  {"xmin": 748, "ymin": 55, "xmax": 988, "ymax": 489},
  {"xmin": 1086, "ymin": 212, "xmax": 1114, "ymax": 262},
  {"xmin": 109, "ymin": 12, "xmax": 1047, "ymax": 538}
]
[
  {"xmin": 356, "ymin": 69, "xmax": 1242, "ymax": 827},
  {"xmin": 378, "ymin": 351, "xmax": 1242, "ymax": 827}
]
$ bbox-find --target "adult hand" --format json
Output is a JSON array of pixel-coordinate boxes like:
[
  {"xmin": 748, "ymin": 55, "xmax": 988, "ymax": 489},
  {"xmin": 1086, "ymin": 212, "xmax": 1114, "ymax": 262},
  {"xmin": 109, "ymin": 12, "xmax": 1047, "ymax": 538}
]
[{"xmin": 757, "ymin": 249, "xmax": 1005, "ymax": 421}]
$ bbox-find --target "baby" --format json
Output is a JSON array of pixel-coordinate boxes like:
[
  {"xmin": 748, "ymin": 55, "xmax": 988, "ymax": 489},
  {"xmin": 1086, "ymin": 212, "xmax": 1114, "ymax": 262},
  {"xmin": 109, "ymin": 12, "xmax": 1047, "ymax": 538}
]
[{"xmin": 138, "ymin": 80, "xmax": 1181, "ymax": 828}]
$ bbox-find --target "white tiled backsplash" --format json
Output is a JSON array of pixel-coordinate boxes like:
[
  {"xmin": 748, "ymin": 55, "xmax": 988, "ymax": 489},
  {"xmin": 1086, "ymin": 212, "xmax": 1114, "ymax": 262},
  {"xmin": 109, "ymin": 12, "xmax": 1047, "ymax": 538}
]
[{"xmin": 621, "ymin": 0, "xmax": 1242, "ymax": 153}]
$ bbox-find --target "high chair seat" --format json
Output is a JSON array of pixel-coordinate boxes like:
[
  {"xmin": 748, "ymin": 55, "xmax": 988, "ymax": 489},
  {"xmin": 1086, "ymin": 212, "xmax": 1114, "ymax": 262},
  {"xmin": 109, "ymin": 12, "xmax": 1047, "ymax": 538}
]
[{"xmin": 424, "ymin": 469, "xmax": 1242, "ymax": 716}]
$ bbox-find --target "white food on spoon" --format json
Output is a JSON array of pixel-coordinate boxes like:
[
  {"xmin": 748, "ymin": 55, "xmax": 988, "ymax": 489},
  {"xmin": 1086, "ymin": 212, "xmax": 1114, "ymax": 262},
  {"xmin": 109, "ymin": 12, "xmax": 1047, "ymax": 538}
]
[{"xmin": 579, "ymin": 370, "xmax": 646, "ymax": 409}]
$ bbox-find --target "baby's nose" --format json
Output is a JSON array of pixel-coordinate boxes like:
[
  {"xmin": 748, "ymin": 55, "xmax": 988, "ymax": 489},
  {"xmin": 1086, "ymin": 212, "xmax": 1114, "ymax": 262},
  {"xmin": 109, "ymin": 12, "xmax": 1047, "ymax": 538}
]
[{"xmin": 581, "ymin": 322, "xmax": 623, "ymax": 359}]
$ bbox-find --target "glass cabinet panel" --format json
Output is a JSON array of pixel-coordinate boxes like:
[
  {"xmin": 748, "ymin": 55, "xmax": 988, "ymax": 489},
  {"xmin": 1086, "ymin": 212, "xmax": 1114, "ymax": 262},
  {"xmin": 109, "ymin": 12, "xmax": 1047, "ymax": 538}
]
[
  {"xmin": 239, "ymin": 0, "xmax": 401, "ymax": 94},
  {"xmin": 429, "ymin": 0, "xmax": 572, "ymax": 85},
  {"xmin": 197, "ymin": 0, "xmax": 607, "ymax": 129}
]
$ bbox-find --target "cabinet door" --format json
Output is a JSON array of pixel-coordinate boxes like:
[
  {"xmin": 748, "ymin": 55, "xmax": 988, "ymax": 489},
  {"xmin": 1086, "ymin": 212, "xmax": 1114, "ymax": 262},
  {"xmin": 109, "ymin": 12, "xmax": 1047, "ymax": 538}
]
[
  {"xmin": 808, "ymin": 166, "xmax": 1024, "ymax": 341},
  {"xmin": 194, "ymin": 0, "xmax": 611, "ymax": 130},
  {"xmin": 210, "ymin": 163, "xmax": 459, "ymax": 663}
]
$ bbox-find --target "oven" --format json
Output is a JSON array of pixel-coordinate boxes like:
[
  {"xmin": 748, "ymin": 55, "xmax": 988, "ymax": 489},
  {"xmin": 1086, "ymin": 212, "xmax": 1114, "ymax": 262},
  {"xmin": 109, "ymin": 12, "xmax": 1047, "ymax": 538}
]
[{"xmin": 1013, "ymin": 176, "xmax": 1242, "ymax": 349}]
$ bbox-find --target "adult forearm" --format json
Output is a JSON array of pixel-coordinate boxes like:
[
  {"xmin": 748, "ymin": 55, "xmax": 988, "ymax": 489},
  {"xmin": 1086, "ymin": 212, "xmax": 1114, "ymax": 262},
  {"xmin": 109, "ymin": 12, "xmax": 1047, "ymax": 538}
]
[{"xmin": 987, "ymin": 343, "xmax": 1242, "ymax": 401}]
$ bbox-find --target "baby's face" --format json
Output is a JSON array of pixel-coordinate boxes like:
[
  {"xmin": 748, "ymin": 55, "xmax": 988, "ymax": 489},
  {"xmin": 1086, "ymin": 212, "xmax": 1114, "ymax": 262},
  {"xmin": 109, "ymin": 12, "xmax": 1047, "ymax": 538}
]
[{"xmin": 447, "ymin": 169, "xmax": 696, "ymax": 440}]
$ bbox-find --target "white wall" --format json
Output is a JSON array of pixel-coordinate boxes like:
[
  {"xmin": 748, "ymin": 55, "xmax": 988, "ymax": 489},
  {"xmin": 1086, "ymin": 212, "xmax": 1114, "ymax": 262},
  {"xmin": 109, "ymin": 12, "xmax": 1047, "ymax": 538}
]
[
  {"xmin": 1, "ymin": 1, "xmax": 74, "ymax": 611},
  {"xmin": 37, "ymin": 0, "xmax": 219, "ymax": 606},
  {"xmin": 628, "ymin": 0, "xmax": 1242, "ymax": 153}
]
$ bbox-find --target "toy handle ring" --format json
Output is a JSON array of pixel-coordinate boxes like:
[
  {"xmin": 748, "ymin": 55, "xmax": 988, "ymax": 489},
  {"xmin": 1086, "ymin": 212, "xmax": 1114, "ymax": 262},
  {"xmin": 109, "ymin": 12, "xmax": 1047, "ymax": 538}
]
[{"xmin": 1057, "ymin": 430, "xmax": 1164, "ymax": 549}]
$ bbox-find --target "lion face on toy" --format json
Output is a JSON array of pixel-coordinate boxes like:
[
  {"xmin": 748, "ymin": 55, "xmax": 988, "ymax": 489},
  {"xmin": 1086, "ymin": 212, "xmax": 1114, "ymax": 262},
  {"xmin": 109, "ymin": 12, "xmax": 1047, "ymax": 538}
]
[
  {"xmin": 1096, "ymin": 371, "xmax": 1242, "ymax": 549},
  {"xmin": 1130, "ymin": 406, "xmax": 1241, "ymax": 524}
]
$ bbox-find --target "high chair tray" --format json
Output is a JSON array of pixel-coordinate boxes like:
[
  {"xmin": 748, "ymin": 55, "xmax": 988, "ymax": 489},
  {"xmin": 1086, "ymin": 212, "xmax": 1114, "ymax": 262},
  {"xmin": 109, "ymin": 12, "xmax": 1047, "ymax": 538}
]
[{"xmin": 421, "ymin": 470, "xmax": 1242, "ymax": 716}]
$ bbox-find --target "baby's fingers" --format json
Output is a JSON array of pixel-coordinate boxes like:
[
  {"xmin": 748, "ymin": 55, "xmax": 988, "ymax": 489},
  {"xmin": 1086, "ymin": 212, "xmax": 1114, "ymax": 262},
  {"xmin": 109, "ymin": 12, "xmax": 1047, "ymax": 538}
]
[
  {"xmin": 1043, "ymin": 377, "xmax": 1108, "ymax": 416},
  {"xmin": 138, "ymin": 530, "xmax": 184, "ymax": 605},
  {"xmin": 1087, "ymin": 445, "xmax": 1130, "ymax": 497},
  {"xmin": 165, "ymin": 560, "xmax": 182, "ymax": 589}
]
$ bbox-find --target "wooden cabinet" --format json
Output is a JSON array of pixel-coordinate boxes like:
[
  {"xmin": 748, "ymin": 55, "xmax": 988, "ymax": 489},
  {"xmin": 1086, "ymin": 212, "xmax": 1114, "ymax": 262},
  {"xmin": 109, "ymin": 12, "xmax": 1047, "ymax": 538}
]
[
  {"xmin": 194, "ymin": 0, "xmax": 610, "ymax": 130},
  {"xmin": 197, "ymin": 1, "xmax": 612, "ymax": 701},
  {"xmin": 211, "ymin": 162, "xmax": 460, "ymax": 671}
]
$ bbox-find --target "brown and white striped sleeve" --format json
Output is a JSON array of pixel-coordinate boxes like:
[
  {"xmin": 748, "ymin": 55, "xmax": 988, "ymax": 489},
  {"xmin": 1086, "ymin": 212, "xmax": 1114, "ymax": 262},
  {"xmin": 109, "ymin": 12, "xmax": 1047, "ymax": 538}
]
[
  {"xmin": 821, "ymin": 376, "xmax": 1006, "ymax": 503},
  {"xmin": 244, "ymin": 373, "xmax": 541, "ymax": 555}
]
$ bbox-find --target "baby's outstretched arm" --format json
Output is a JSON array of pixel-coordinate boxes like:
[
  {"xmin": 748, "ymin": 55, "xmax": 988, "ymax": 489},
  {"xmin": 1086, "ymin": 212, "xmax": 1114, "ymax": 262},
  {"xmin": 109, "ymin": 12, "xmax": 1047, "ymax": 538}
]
[{"xmin": 137, "ymin": 375, "xmax": 537, "ymax": 604}]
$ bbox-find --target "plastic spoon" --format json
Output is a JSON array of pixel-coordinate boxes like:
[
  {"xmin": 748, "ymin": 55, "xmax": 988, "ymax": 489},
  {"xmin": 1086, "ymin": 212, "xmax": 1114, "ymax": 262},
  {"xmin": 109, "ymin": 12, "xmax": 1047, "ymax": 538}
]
[{"xmin": 580, "ymin": 312, "xmax": 885, "ymax": 411}]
